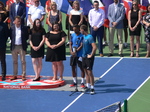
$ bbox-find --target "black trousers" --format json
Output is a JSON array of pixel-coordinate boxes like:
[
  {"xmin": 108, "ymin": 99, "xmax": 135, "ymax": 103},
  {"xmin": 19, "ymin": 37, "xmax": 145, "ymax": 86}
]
[{"xmin": 0, "ymin": 48, "xmax": 6, "ymax": 77}]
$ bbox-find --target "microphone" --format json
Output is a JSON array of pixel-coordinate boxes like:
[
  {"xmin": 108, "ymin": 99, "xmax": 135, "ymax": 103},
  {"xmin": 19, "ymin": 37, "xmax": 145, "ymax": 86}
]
[{"xmin": 73, "ymin": 47, "xmax": 77, "ymax": 52}]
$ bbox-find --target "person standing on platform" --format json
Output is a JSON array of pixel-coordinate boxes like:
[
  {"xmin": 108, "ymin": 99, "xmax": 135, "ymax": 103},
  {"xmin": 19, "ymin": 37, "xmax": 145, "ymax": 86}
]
[
  {"xmin": 29, "ymin": 19, "xmax": 46, "ymax": 81},
  {"xmin": 80, "ymin": 25, "xmax": 97, "ymax": 95},
  {"xmin": 10, "ymin": 16, "xmax": 29, "ymax": 81},
  {"xmin": 47, "ymin": 2, "xmax": 62, "ymax": 31},
  {"xmin": 107, "ymin": 0, "xmax": 125, "ymax": 57},
  {"xmin": 0, "ymin": 14, "xmax": 9, "ymax": 81},
  {"xmin": 9, "ymin": 0, "xmax": 26, "ymax": 26},
  {"xmin": 69, "ymin": 25, "xmax": 85, "ymax": 88},
  {"xmin": 88, "ymin": 0, "xmax": 105, "ymax": 57},
  {"xmin": 128, "ymin": 0, "xmax": 141, "ymax": 57},
  {"xmin": 27, "ymin": 0, "xmax": 45, "ymax": 28},
  {"xmin": 45, "ymin": 22, "xmax": 67, "ymax": 81},
  {"xmin": 143, "ymin": 5, "xmax": 150, "ymax": 58}
]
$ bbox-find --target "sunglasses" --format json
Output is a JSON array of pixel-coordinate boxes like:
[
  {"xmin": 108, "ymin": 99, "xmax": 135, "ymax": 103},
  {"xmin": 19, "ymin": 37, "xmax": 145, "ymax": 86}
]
[{"xmin": 133, "ymin": 4, "xmax": 137, "ymax": 6}]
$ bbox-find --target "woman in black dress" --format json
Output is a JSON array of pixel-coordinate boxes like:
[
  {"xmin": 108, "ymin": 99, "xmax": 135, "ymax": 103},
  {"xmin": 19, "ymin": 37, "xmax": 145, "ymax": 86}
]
[
  {"xmin": 69, "ymin": 1, "xmax": 83, "ymax": 33},
  {"xmin": 128, "ymin": 1, "xmax": 141, "ymax": 57},
  {"xmin": 45, "ymin": 22, "xmax": 67, "ymax": 81},
  {"xmin": 29, "ymin": 19, "xmax": 46, "ymax": 81},
  {"xmin": 143, "ymin": 5, "xmax": 150, "ymax": 57}
]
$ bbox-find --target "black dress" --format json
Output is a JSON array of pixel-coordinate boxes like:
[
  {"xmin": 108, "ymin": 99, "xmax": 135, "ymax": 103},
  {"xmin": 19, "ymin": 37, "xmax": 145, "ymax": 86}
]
[
  {"xmin": 0, "ymin": 12, "xmax": 9, "ymax": 23},
  {"xmin": 70, "ymin": 9, "xmax": 82, "ymax": 31},
  {"xmin": 129, "ymin": 9, "xmax": 141, "ymax": 36},
  {"xmin": 30, "ymin": 28, "xmax": 46, "ymax": 58},
  {"xmin": 45, "ymin": 31, "xmax": 67, "ymax": 62}
]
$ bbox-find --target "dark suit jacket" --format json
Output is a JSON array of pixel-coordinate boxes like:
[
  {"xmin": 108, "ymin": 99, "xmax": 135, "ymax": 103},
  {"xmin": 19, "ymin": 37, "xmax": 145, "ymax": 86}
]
[
  {"xmin": 10, "ymin": 2, "xmax": 26, "ymax": 25},
  {"xmin": 10, "ymin": 25, "xmax": 29, "ymax": 51}
]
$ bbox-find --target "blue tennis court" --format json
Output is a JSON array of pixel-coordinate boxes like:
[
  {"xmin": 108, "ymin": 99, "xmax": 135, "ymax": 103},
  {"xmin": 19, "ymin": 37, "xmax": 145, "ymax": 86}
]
[{"xmin": 0, "ymin": 55, "xmax": 149, "ymax": 112}]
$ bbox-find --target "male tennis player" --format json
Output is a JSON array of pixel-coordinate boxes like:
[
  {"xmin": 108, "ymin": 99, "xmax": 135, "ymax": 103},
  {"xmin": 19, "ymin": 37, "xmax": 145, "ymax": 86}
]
[
  {"xmin": 69, "ymin": 25, "xmax": 85, "ymax": 88},
  {"xmin": 80, "ymin": 25, "xmax": 97, "ymax": 95}
]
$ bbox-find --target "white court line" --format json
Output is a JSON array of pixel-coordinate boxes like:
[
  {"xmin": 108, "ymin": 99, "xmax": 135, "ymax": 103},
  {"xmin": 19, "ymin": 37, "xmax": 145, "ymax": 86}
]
[
  {"xmin": 121, "ymin": 76, "xmax": 150, "ymax": 107},
  {"xmin": 61, "ymin": 58, "xmax": 123, "ymax": 112}
]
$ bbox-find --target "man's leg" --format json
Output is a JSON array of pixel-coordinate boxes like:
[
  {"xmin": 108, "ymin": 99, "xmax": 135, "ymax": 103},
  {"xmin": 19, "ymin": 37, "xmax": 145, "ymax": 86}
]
[
  {"xmin": 19, "ymin": 46, "xmax": 26, "ymax": 77},
  {"xmin": 97, "ymin": 26, "xmax": 104, "ymax": 56},
  {"xmin": 117, "ymin": 29, "xmax": 123, "ymax": 55},
  {"xmin": 108, "ymin": 27, "xmax": 115, "ymax": 55}
]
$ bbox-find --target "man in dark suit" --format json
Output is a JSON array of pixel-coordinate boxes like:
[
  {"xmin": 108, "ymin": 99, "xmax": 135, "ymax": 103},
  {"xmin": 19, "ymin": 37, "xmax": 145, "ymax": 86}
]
[
  {"xmin": 10, "ymin": 16, "xmax": 29, "ymax": 81},
  {"xmin": 0, "ymin": 14, "xmax": 9, "ymax": 81},
  {"xmin": 10, "ymin": 0, "xmax": 26, "ymax": 26}
]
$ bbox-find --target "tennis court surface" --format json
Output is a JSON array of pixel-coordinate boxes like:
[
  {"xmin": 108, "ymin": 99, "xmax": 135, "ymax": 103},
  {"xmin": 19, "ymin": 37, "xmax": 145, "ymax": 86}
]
[{"xmin": 0, "ymin": 55, "xmax": 149, "ymax": 112}]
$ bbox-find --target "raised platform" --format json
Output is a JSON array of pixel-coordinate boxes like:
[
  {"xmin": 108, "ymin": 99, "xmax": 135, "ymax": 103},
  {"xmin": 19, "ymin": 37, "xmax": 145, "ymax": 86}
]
[{"xmin": 0, "ymin": 75, "xmax": 65, "ymax": 89}]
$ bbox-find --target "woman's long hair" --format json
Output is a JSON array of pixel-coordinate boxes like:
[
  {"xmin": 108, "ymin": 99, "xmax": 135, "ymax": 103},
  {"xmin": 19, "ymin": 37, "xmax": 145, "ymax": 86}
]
[{"xmin": 32, "ymin": 19, "xmax": 44, "ymax": 33}]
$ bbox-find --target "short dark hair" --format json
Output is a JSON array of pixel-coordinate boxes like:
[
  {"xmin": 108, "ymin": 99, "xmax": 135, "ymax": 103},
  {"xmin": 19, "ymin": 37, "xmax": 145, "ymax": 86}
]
[
  {"xmin": 15, "ymin": 16, "xmax": 21, "ymax": 20},
  {"xmin": 80, "ymin": 25, "xmax": 88, "ymax": 31},
  {"xmin": 52, "ymin": 22, "xmax": 61, "ymax": 31},
  {"xmin": 94, "ymin": 1, "xmax": 99, "ymax": 4}
]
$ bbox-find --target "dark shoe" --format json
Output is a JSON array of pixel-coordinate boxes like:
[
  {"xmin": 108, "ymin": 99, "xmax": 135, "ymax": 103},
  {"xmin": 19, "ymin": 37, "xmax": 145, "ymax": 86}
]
[
  {"xmin": 82, "ymin": 86, "xmax": 90, "ymax": 93},
  {"xmin": 108, "ymin": 53, "xmax": 113, "ymax": 57},
  {"xmin": 2, "ymin": 77, "xmax": 6, "ymax": 81},
  {"xmin": 115, "ymin": 44, "xmax": 119, "ymax": 48},
  {"xmin": 119, "ymin": 54, "xmax": 124, "ymax": 57},
  {"xmin": 22, "ymin": 76, "xmax": 26, "ymax": 81},
  {"xmin": 90, "ymin": 89, "xmax": 95, "ymax": 95},
  {"xmin": 10, "ymin": 76, "xmax": 17, "ymax": 80},
  {"xmin": 33, "ymin": 77, "xmax": 40, "ymax": 81},
  {"xmin": 69, "ymin": 83, "xmax": 77, "ymax": 87}
]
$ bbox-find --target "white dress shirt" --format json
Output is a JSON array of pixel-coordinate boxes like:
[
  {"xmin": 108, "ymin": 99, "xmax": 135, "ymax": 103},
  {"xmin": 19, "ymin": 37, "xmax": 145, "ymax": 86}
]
[
  {"xmin": 27, "ymin": 5, "xmax": 46, "ymax": 26},
  {"xmin": 15, "ymin": 26, "xmax": 22, "ymax": 45},
  {"xmin": 114, "ymin": 3, "xmax": 119, "ymax": 14},
  {"xmin": 15, "ymin": 2, "xmax": 20, "ymax": 15},
  {"xmin": 88, "ymin": 8, "xmax": 105, "ymax": 28}
]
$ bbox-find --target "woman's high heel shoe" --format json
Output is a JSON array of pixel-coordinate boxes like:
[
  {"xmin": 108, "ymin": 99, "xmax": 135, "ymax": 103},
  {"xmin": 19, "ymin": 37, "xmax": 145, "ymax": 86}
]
[
  {"xmin": 130, "ymin": 51, "xmax": 134, "ymax": 57},
  {"xmin": 33, "ymin": 77, "xmax": 40, "ymax": 81}
]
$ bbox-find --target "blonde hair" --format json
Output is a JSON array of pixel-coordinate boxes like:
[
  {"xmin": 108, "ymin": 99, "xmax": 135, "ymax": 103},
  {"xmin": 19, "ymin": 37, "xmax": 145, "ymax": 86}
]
[
  {"xmin": 73, "ymin": 1, "xmax": 80, "ymax": 10},
  {"xmin": 50, "ymin": 2, "xmax": 57, "ymax": 10}
]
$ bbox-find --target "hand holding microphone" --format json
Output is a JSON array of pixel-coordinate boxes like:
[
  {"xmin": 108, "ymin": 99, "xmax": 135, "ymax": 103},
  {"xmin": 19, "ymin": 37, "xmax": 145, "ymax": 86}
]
[{"xmin": 72, "ymin": 47, "xmax": 77, "ymax": 56}]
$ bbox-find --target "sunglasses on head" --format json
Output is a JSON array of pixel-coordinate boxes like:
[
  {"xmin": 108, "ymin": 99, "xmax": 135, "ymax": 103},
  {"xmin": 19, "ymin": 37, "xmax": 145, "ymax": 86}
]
[{"xmin": 35, "ymin": 1, "xmax": 39, "ymax": 3}]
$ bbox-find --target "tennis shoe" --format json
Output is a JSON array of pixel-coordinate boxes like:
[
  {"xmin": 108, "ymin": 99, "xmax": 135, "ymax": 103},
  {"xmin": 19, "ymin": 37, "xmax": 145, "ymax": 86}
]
[
  {"xmin": 80, "ymin": 83, "xmax": 85, "ymax": 88},
  {"xmin": 82, "ymin": 86, "xmax": 90, "ymax": 93},
  {"xmin": 90, "ymin": 89, "xmax": 95, "ymax": 95},
  {"xmin": 69, "ymin": 83, "xmax": 77, "ymax": 87}
]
